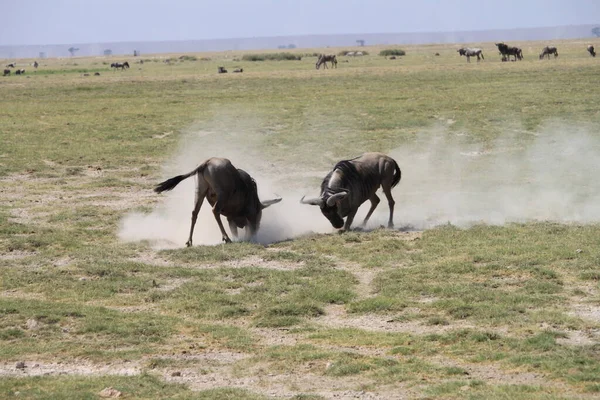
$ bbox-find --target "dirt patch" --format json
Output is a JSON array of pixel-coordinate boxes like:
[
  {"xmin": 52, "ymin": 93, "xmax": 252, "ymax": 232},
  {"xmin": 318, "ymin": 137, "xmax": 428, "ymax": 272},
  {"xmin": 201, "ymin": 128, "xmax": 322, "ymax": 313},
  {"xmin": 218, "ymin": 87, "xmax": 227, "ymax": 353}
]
[
  {"xmin": 0, "ymin": 361, "xmax": 140, "ymax": 377},
  {"xmin": 223, "ymin": 255, "xmax": 304, "ymax": 271},
  {"xmin": 0, "ymin": 250, "xmax": 37, "ymax": 260},
  {"xmin": 315, "ymin": 304, "xmax": 477, "ymax": 335}
]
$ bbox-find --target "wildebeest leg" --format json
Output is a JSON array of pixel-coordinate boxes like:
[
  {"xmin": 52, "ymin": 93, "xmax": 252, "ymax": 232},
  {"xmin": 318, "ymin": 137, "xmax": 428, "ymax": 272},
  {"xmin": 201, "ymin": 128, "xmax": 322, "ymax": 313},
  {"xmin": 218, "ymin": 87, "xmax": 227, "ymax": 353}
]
[
  {"xmin": 212, "ymin": 197, "xmax": 232, "ymax": 243},
  {"xmin": 186, "ymin": 188, "xmax": 207, "ymax": 247},
  {"xmin": 342, "ymin": 209, "xmax": 358, "ymax": 232},
  {"xmin": 382, "ymin": 185, "xmax": 396, "ymax": 228},
  {"xmin": 227, "ymin": 219, "xmax": 239, "ymax": 240},
  {"xmin": 362, "ymin": 194, "xmax": 380, "ymax": 227}
]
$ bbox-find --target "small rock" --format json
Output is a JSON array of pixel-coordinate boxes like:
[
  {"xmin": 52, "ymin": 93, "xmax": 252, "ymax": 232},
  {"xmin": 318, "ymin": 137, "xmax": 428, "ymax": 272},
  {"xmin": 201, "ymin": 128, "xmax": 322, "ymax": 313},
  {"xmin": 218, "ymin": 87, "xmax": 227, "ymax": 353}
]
[
  {"xmin": 171, "ymin": 371, "xmax": 181, "ymax": 377},
  {"xmin": 79, "ymin": 277, "xmax": 87, "ymax": 281},
  {"xmin": 15, "ymin": 362, "xmax": 26, "ymax": 370},
  {"xmin": 576, "ymin": 249, "xmax": 583, "ymax": 254},
  {"xmin": 26, "ymin": 319, "xmax": 39, "ymax": 330},
  {"xmin": 99, "ymin": 387, "xmax": 122, "ymax": 398}
]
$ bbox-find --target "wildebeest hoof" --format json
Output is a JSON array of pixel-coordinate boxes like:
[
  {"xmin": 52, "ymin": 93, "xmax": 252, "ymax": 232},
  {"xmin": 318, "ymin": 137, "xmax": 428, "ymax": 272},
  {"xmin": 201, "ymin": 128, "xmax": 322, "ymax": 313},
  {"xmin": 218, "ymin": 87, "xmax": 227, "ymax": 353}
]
[
  {"xmin": 388, "ymin": 223, "xmax": 394, "ymax": 229},
  {"xmin": 223, "ymin": 237, "xmax": 232, "ymax": 244},
  {"xmin": 185, "ymin": 241, "xmax": 193, "ymax": 247}
]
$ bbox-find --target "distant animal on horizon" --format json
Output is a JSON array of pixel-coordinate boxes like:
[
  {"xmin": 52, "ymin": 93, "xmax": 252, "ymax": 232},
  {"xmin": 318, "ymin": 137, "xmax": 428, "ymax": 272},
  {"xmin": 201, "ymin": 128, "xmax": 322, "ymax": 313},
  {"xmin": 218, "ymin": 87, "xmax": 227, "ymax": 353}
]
[
  {"xmin": 496, "ymin": 43, "xmax": 522, "ymax": 61},
  {"xmin": 301, "ymin": 152, "xmax": 401, "ymax": 232},
  {"xmin": 3, "ymin": 69, "xmax": 10, "ymax": 76},
  {"xmin": 457, "ymin": 48, "xmax": 484, "ymax": 62},
  {"xmin": 539, "ymin": 46, "xmax": 558, "ymax": 59},
  {"xmin": 588, "ymin": 45, "xmax": 596, "ymax": 57},
  {"xmin": 316, "ymin": 54, "xmax": 337, "ymax": 69},
  {"xmin": 154, "ymin": 158, "xmax": 282, "ymax": 246}
]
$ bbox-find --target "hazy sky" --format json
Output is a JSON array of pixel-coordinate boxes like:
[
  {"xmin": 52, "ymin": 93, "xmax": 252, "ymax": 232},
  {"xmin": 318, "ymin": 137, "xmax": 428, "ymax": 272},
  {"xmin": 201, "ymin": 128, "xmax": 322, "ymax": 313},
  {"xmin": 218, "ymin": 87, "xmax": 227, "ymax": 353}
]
[{"xmin": 1, "ymin": 0, "xmax": 598, "ymax": 46}]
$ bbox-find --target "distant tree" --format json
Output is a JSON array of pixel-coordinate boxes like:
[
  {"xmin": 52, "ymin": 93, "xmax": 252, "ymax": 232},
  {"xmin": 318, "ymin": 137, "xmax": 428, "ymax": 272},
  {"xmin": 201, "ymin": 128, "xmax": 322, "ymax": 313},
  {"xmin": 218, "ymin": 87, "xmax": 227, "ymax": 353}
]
[
  {"xmin": 287, "ymin": 44, "xmax": 296, "ymax": 49},
  {"xmin": 278, "ymin": 45, "xmax": 287, "ymax": 49},
  {"xmin": 68, "ymin": 47, "xmax": 79, "ymax": 56},
  {"xmin": 356, "ymin": 39, "xmax": 365, "ymax": 47},
  {"xmin": 592, "ymin": 27, "xmax": 600, "ymax": 37},
  {"xmin": 103, "ymin": 49, "xmax": 112, "ymax": 56}
]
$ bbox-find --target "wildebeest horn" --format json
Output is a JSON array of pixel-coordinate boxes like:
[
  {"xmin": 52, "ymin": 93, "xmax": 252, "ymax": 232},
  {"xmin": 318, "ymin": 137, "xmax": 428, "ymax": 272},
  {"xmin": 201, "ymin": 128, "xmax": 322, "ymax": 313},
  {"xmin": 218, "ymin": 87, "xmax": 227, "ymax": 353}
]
[
  {"xmin": 326, "ymin": 191, "xmax": 348, "ymax": 207},
  {"xmin": 300, "ymin": 196, "xmax": 323, "ymax": 206},
  {"xmin": 261, "ymin": 195, "xmax": 282, "ymax": 208}
]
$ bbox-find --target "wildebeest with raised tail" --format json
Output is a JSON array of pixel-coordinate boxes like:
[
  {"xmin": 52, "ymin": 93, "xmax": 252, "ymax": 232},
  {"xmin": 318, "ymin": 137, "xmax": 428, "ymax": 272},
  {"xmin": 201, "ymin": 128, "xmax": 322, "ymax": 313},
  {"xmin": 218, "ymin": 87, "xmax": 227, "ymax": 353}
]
[
  {"xmin": 457, "ymin": 48, "xmax": 484, "ymax": 63},
  {"xmin": 316, "ymin": 54, "xmax": 337, "ymax": 69},
  {"xmin": 588, "ymin": 45, "xmax": 596, "ymax": 57},
  {"xmin": 539, "ymin": 46, "xmax": 558, "ymax": 59},
  {"xmin": 301, "ymin": 153, "xmax": 401, "ymax": 232},
  {"xmin": 154, "ymin": 158, "xmax": 282, "ymax": 246}
]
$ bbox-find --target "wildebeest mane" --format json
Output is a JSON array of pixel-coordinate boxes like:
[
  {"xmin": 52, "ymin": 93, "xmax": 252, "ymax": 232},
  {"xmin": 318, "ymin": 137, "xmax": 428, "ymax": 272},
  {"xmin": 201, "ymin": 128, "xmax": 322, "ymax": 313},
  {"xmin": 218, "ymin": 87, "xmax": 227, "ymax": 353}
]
[{"xmin": 322, "ymin": 160, "xmax": 360, "ymax": 193}]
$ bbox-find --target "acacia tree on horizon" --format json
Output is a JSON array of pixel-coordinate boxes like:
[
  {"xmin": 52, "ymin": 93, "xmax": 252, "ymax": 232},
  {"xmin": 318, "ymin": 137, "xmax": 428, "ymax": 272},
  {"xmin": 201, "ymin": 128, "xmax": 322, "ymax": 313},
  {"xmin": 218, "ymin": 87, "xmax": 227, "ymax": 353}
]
[
  {"xmin": 68, "ymin": 47, "xmax": 79, "ymax": 56},
  {"xmin": 592, "ymin": 27, "xmax": 600, "ymax": 37}
]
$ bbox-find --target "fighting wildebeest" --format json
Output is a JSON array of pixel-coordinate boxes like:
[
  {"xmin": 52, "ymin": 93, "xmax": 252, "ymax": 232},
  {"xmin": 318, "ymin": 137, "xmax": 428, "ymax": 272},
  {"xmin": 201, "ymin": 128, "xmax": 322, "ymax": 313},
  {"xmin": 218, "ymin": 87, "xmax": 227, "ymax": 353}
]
[
  {"xmin": 3, "ymin": 69, "xmax": 10, "ymax": 76},
  {"xmin": 154, "ymin": 158, "xmax": 282, "ymax": 246},
  {"xmin": 457, "ymin": 48, "xmax": 484, "ymax": 62},
  {"xmin": 496, "ymin": 43, "xmax": 522, "ymax": 61},
  {"xmin": 539, "ymin": 46, "xmax": 558, "ymax": 59},
  {"xmin": 301, "ymin": 152, "xmax": 401, "ymax": 232},
  {"xmin": 588, "ymin": 45, "xmax": 596, "ymax": 57},
  {"xmin": 316, "ymin": 54, "xmax": 337, "ymax": 69}
]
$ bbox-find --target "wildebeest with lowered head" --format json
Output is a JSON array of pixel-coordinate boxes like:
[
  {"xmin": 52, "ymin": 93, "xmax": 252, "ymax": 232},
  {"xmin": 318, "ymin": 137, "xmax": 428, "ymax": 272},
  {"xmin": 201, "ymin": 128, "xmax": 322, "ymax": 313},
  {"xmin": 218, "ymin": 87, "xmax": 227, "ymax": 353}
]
[
  {"xmin": 301, "ymin": 153, "xmax": 401, "ymax": 231},
  {"xmin": 154, "ymin": 158, "xmax": 282, "ymax": 246},
  {"xmin": 588, "ymin": 45, "xmax": 596, "ymax": 57},
  {"xmin": 316, "ymin": 54, "xmax": 337, "ymax": 69},
  {"xmin": 539, "ymin": 46, "xmax": 558, "ymax": 59},
  {"xmin": 3, "ymin": 69, "xmax": 10, "ymax": 76}
]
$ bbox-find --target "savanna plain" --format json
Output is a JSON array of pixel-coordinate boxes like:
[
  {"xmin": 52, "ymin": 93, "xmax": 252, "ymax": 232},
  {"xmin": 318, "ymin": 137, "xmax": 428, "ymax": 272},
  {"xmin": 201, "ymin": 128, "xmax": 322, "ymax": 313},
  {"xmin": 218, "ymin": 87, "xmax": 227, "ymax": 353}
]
[{"xmin": 1, "ymin": 39, "xmax": 600, "ymax": 399}]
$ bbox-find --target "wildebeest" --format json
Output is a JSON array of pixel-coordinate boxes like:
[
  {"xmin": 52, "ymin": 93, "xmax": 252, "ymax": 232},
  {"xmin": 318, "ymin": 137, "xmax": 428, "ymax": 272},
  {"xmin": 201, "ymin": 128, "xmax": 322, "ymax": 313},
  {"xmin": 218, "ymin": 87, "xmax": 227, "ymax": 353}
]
[
  {"xmin": 218, "ymin": 66, "xmax": 227, "ymax": 73},
  {"xmin": 6, "ymin": 63, "xmax": 15, "ymax": 68},
  {"xmin": 316, "ymin": 54, "xmax": 337, "ymax": 69},
  {"xmin": 3, "ymin": 69, "xmax": 10, "ymax": 76},
  {"xmin": 33, "ymin": 61, "xmax": 38, "ymax": 68},
  {"xmin": 496, "ymin": 43, "xmax": 522, "ymax": 61},
  {"xmin": 588, "ymin": 45, "xmax": 596, "ymax": 57},
  {"xmin": 233, "ymin": 68, "xmax": 243, "ymax": 73},
  {"xmin": 539, "ymin": 46, "xmax": 558, "ymax": 59},
  {"xmin": 94, "ymin": 72, "xmax": 101, "ymax": 76},
  {"xmin": 110, "ymin": 62, "xmax": 129, "ymax": 70},
  {"xmin": 154, "ymin": 158, "xmax": 282, "ymax": 245},
  {"xmin": 457, "ymin": 48, "xmax": 484, "ymax": 62},
  {"xmin": 15, "ymin": 69, "xmax": 24, "ymax": 75},
  {"xmin": 301, "ymin": 153, "xmax": 401, "ymax": 232}
]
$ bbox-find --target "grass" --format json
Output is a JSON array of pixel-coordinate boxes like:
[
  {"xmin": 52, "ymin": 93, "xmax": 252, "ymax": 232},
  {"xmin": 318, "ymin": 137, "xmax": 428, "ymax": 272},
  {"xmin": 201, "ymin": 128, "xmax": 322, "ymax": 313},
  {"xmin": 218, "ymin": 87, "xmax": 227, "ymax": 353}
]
[{"xmin": 1, "ymin": 38, "xmax": 600, "ymax": 398}]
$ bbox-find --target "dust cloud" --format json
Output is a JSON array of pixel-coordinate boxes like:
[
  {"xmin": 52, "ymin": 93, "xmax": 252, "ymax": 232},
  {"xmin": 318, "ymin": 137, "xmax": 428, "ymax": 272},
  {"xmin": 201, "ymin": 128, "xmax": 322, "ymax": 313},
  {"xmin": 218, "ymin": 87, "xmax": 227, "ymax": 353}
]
[{"xmin": 119, "ymin": 120, "xmax": 600, "ymax": 248}]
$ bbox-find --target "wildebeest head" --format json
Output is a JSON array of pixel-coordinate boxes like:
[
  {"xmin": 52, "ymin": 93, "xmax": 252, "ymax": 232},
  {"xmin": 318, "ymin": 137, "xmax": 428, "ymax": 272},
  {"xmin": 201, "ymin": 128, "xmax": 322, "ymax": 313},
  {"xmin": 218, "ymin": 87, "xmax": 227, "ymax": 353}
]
[{"xmin": 301, "ymin": 190, "xmax": 348, "ymax": 229}]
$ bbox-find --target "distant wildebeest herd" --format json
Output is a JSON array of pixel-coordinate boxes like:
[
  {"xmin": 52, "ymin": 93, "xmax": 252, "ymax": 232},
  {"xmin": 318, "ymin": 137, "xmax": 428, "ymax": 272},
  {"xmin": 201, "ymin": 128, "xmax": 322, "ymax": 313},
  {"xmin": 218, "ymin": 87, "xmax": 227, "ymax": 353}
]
[
  {"xmin": 453, "ymin": 43, "xmax": 598, "ymax": 63},
  {"xmin": 155, "ymin": 152, "xmax": 401, "ymax": 245}
]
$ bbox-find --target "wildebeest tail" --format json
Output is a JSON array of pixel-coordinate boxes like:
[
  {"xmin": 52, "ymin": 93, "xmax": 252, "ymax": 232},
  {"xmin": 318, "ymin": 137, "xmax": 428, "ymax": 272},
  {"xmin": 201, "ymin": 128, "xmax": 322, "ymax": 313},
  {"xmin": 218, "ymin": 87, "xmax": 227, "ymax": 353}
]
[
  {"xmin": 154, "ymin": 163, "xmax": 205, "ymax": 193},
  {"xmin": 391, "ymin": 160, "xmax": 401, "ymax": 188}
]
